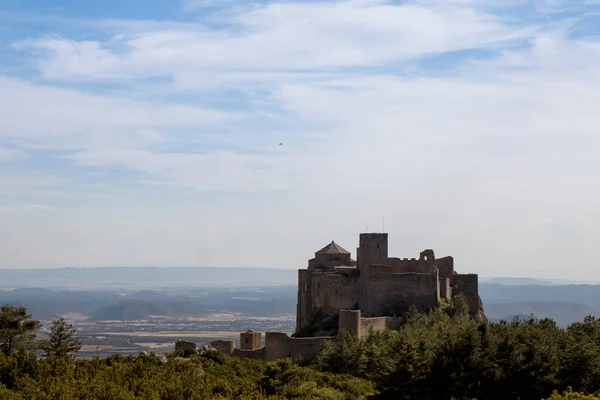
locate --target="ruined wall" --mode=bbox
[388,257,435,274]
[175,340,198,352]
[360,317,389,338]
[359,266,439,317]
[232,347,265,360]
[436,256,454,279]
[264,332,333,362]
[400,258,423,273]
[452,273,480,315]
[439,277,452,300]
[210,340,235,355]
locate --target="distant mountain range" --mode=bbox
[1,267,599,326]
[0,267,298,290]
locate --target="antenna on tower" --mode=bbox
[382,217,385,232]
[366,225,368,233]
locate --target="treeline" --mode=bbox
[311,297,600,399]
[2,303,600,399]
[0,304,374,399]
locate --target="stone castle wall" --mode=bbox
[297,268,360,329]
[175,340,198,352]
[359,265,439,317]
[211,332,333,362]
[451,273,480,315]
[233,347,266,360]
[210,340,235,355]
[209,310,403,362]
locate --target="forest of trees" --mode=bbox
[2,301,600,399]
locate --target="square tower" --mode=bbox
[240,330,262,350]
[357,233,388,268]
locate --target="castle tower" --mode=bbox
[240,330,262,350]
[357,233,388,268]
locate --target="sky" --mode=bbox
[1,0,600,279]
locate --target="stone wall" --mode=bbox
[339,309,402,339]
[338,309,361,337]
[212,332,333,362]
[174,340,198,352]
[296,269,312,331]
[359,266,439,317]
[210,340,235,355]
[232,347,265,360]
[300,269,359,330]
[264,332,334,362]
[452,273,480,315]
[360,316,401,338]
[440,277,452,299]
[436,256,454,278]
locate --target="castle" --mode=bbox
[206,232,483,362]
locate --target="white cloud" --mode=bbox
[0,76,232,152]
[1,0,600,278]
[18,1,531,82]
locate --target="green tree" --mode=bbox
[40,318,82,359]
[0,305,41,356]
[544,387,600,400]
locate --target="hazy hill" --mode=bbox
[1,268,600,326]
[87,300,183,321]
[0,267,297,290]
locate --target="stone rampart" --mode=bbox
[175,340,198,353]
[360,316,401,337]
[210,340,235,355]
[232,347,265,360]
[264,332,332,362]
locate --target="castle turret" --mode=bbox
[357,233,388,268]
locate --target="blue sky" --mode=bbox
[1,0,600,279]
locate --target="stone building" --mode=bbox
[209,231,483,362]
[296,232,482,335]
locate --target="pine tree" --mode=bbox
[40,317,81,359]
[0,305,41,355]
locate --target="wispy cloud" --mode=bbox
[18,1,532,83]
[0,0,600,277]
[0,147,28,162]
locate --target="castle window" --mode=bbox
[303,284,307,293]
[244,337,249,344]
[377,244,379,249]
